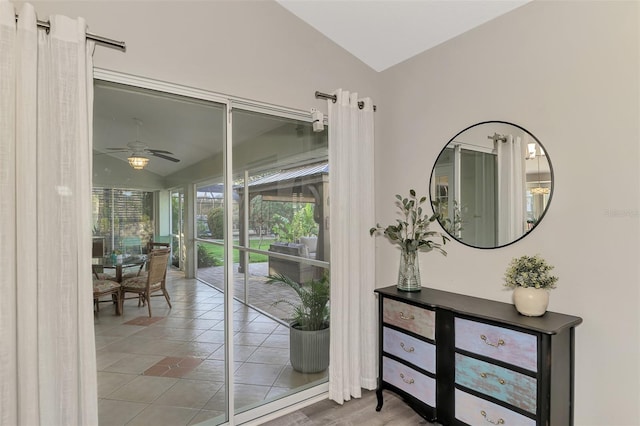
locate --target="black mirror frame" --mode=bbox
[429,120,555,249]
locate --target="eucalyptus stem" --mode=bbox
[370,189,449,256]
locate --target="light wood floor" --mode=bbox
[259,389,437,425]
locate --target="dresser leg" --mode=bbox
[375,388,383,411]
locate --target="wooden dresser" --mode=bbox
[374,285,582,425]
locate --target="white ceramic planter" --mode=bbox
[513,287,549,317]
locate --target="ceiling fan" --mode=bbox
[103,119,180,169]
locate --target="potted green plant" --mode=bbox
[503,254,558,316]
[266,272,330,373]
[370,189,449,292]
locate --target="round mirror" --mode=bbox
[429,121,553,249]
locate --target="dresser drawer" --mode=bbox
[455,388,535,426]
[383,327,436,373]
[383,298,435,340]
[383,356,436,407]
[455,318,537,371]
[455,353,537,414]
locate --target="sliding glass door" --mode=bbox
[93,75,329,425]
[230,108,329,418]
[431,146,496,247]
[193,107,330,420]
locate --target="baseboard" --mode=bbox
[237,385,329,425]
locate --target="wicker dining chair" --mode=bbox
[120,248,171,317]
[93,278,121,315]
[147,241,170,252]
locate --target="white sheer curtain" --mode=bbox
[496,135,526,245]
[328,89,377,404]
[0,2,98,425]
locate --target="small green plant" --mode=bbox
[370,189,449,255]
[504,254,558,289]
[266,273,329,331]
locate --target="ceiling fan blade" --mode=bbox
[151,152,180,162]
[147,149,174,155]
[105,148,129,152]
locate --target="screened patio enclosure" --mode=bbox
[197,162,329,275]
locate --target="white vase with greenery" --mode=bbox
[504,254,558,316]
[370,189,448,292]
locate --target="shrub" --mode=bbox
[207,207,224,239]
[197,245,221,267]
[271,204,318,242]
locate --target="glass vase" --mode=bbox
[397,249,421,292]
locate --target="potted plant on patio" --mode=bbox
[266,272,330,373]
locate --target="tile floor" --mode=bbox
[95,268,327,426]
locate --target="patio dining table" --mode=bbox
[92,255,147,283]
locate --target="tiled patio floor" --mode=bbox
[196,262,301,322]
[94,265,327,426]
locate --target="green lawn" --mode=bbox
[199,238,275,264]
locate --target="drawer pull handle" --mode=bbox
[480,372,506,385]
[400,342,415,353]
[481,411,505,425]
[480,334,505,348]
[399,373,414,384]
[399,311,415,321]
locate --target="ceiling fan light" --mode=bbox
[530,186,550,195]
[128,155,149,170]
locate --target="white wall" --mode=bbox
[21,0,640,423]
[24,0,379,114]
[378,1,639,424]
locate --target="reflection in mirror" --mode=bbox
[430,121,553,249]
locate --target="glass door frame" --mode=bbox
[94,69,329,425]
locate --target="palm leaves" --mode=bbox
[266,273,330,331]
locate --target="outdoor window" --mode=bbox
[92,188,154,255]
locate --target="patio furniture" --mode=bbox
[93,278,121,315]
[92,256,147,282]
[268,241,316,283]
[147,240,170,252]
[120,249,171,317]
[92,236,116,280]
[92,237,106,258]
[135,241,172,275]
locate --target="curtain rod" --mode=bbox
[315,91,377,111]
[15,15,126,51]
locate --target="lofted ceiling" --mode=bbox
[276,0,532,72]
